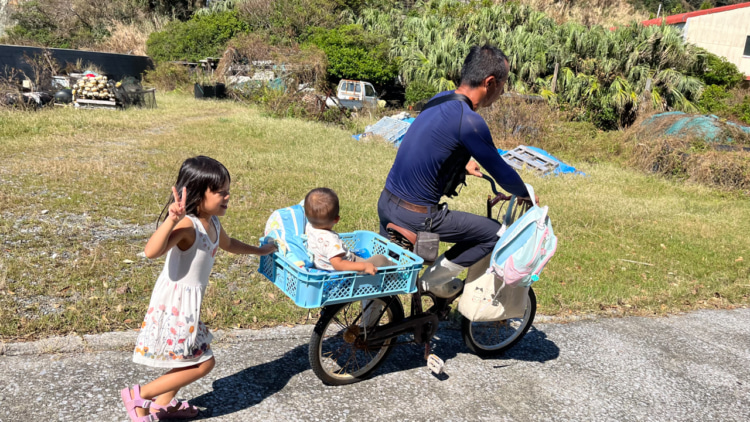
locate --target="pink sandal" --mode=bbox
[120,384,158,422]
[150,398,199,420]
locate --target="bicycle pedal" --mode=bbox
[427,354,445,375]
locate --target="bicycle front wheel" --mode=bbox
[461,287,536,357]
[309,296,405,385]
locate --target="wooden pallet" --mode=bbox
[75,98,118,110]
[501,146,560,175]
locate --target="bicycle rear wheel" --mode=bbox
[309,296,405,385]
[461,287,536,357]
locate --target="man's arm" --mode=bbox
[461,114,529,198]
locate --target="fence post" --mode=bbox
[551,63,559,93]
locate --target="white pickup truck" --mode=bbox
[325,79,381,110]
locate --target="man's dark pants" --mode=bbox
[377,190,501,268]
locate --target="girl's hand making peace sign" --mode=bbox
[168,187,187,223]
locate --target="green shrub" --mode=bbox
[732,96,750,125]
[700,53,744,89]
[698,85,730,114]
[4,0,110,49]
[237,0,337,43]
[143,62,191,91]
[146,11,249,62]
[405,80,438,106]
[306,24,399,86]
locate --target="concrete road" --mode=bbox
[1,308,749,421]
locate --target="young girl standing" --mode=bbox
[121,156,276,421]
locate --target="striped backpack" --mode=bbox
[490,184,557,288]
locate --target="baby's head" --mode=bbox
[304,188,339,229]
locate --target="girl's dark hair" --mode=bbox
[460,44,509,88]
[157,156,230,224]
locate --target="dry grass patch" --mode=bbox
[627,112,750,193]
[97,15,171,56]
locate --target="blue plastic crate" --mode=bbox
[259,231,423,308]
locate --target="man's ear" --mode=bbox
[484,75,496,88]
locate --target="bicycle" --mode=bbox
[307,175,537,385]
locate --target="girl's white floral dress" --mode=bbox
[133,215,220,368]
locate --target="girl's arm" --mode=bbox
[144,187,195,259]
[329,255,377,275]
[219,226,277,255]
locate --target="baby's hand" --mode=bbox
[168,186,187,223]
[258,243,278,256]
[363,262,377,275]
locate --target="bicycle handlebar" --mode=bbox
[480,173,499,195]
[480,173,512,204]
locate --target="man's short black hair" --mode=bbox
[459,45,509,88]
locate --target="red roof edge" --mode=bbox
[746,76,750,81]
[642,2,750,26]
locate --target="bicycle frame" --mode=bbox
[346,176,522,348]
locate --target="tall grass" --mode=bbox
[97,15,172,56]
[0,92,747,340]
[524,0,649,27]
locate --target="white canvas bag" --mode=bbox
[458,254,529,321]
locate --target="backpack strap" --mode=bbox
[419,92,474,198]
[421,93,474,112]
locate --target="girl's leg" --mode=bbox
[131,357,215,417]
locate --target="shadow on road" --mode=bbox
[188,344,309,419]
[187,326,558,418]
[372,325,559,380]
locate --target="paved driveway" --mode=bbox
[1,308,748,421]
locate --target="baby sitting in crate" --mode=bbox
[304,188,393,273]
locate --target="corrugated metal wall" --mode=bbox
[0,44,154,82]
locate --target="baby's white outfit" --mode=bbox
[132,215,219,368]
[305,223,354,271]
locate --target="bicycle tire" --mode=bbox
[309,296,405,385]
[461,287,536,357]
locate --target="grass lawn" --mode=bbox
[0,92,748,340]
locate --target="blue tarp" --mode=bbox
[498,145,585,176]
[641,112,750,142]
[353,116,415,146]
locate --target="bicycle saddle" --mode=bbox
[386,223,417,247]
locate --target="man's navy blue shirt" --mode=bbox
[385,91,529,206]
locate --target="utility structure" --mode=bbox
[642,2,750,80]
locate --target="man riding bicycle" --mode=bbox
[378,44,535,297]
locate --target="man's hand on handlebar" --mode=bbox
[519,195,540,205]
[467,160,539,205]
[465,160,484,178]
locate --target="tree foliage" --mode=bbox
[146,10,248,62]
[351,0,727,128]
[700,53,745,89]
[306,24,399,86]
[4,0,143,49]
